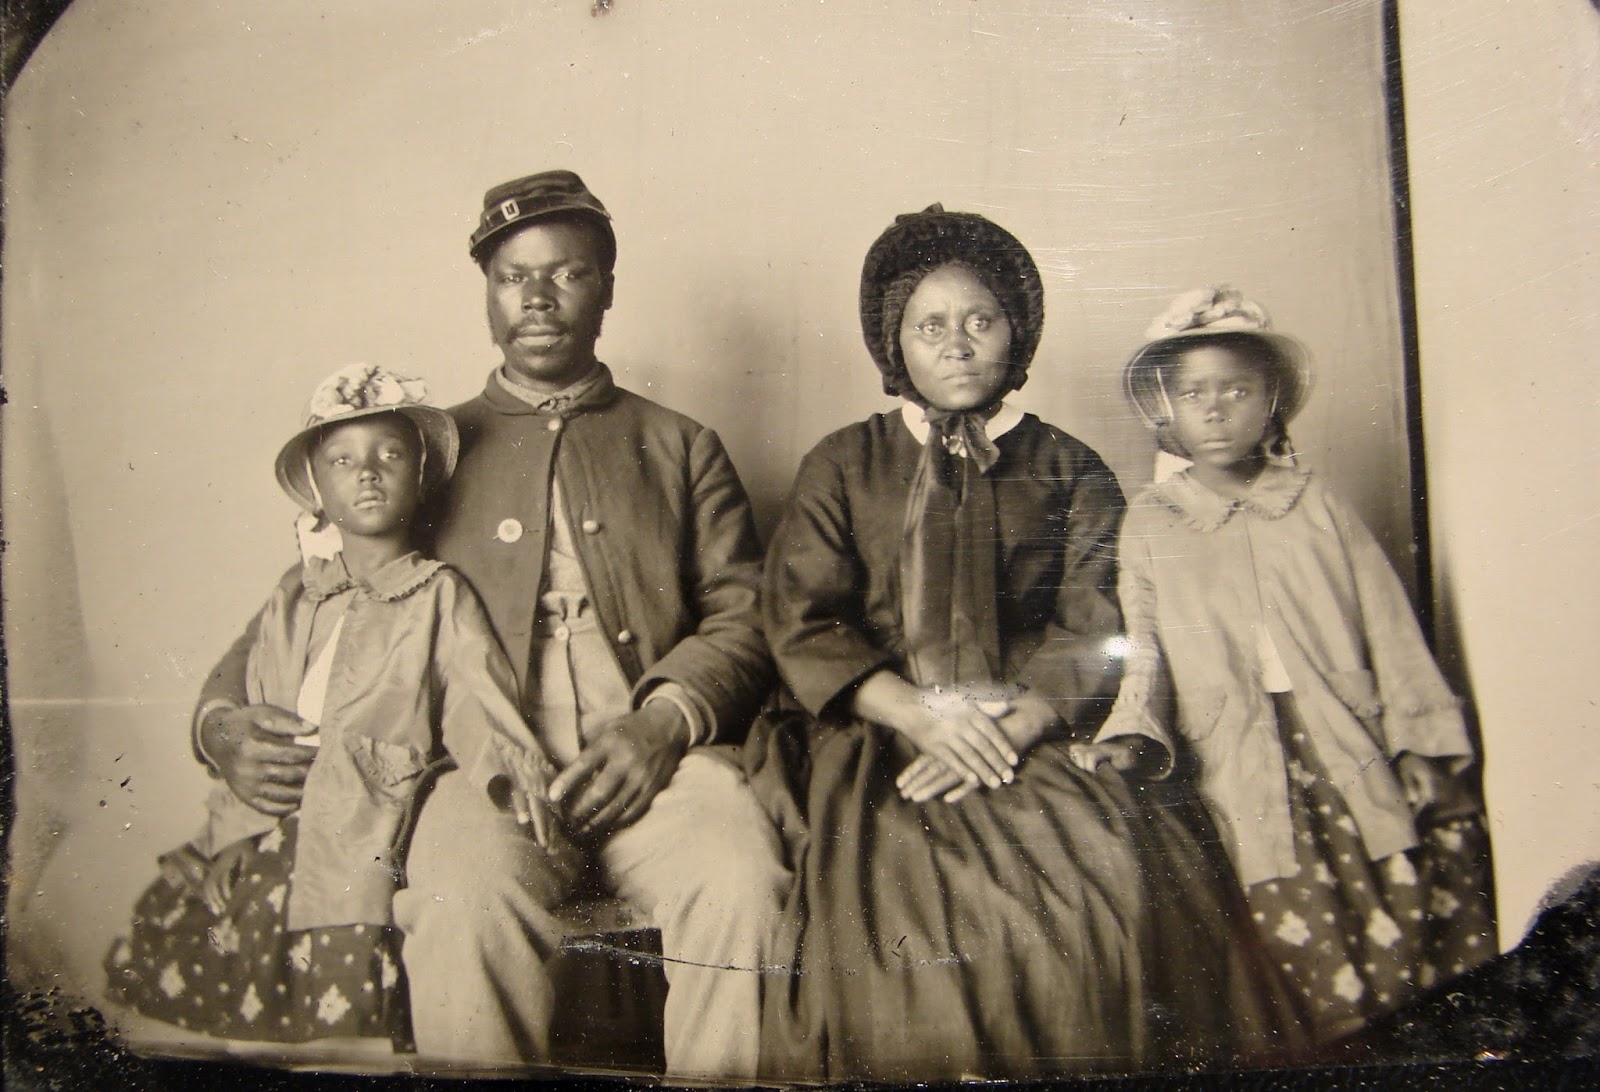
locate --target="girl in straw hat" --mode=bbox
[1072,288,1494,1040]
[106,364,570,1046]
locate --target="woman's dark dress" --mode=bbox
[747,410,1298,1080]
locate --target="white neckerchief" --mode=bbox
[898,401,1025,451]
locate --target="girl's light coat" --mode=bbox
[1095,464,1471,886]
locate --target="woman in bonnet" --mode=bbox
[746,206,1297,1080]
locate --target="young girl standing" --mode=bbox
[1072,287,1494,1041]
[106,364,569,1047]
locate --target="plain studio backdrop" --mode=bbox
[3,0,1596,1058]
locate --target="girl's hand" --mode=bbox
[1068,737,1148,776]
[1395,752,1446,814]
[487,774,559,848]
[199,840,253,916]
[157,843,212,896]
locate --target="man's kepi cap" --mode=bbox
[468,169,614,267]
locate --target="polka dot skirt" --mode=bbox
[104,816,412,1047]
[1244,703,1495,1042]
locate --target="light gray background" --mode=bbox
[4,0,1595,1063]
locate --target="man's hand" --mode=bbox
[548,702,690,839]
[200,704,316,816]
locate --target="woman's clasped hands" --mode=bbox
[895,686,1060,804]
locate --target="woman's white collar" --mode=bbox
[899,401,1025,445]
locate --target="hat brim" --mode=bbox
[1123,328,1311,430]
[274,404,459,515]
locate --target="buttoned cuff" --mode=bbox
[643,682,714,747]
[193,699,239,774]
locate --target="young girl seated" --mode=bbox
[1072,287,1495,1041]
[105,364,568,1047]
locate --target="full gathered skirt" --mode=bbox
[746,709,1304,1081]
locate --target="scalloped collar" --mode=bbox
[1149,461,1311,533]
[302,550,446,603]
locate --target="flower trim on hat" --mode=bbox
[306,364,430,424]
[1125,285,1311,457]
[1143,285,1273,342]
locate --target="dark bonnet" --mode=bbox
[859,204,1045,402]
